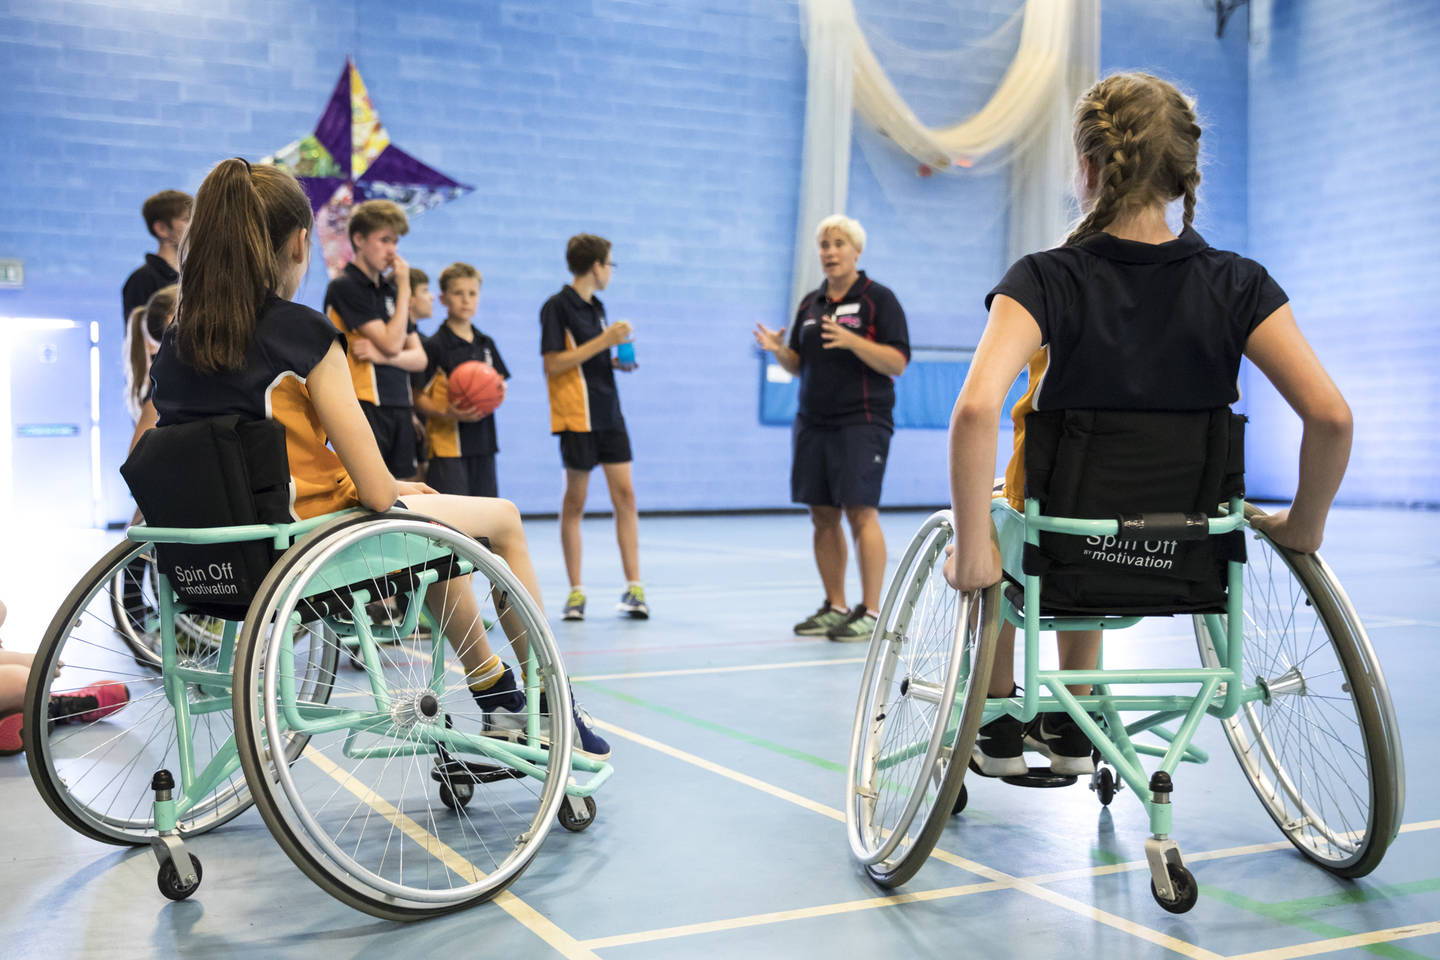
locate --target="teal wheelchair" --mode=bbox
[23,418,610,920]
[845,408,1403,912]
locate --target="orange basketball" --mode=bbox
[447,361,504,417]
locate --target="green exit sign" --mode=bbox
[0,259,22,289]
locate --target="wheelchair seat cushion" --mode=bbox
[120,415,292,617]
[1021,407,1245,616]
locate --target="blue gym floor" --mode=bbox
[1,506,1436,959]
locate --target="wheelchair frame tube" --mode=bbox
[1000,497,1249,833]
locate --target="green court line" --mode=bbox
[1273,876,1440,912]
[583,678,1432,958]
[1197,883,1437,960]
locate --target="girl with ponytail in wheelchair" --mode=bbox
[945,72,1352,779]
[136,158,609,760]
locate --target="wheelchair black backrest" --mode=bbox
[1022,407,1246,616]
[120,415,292,618]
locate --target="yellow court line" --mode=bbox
[304,752,598,960]
[572,657,866,682]
[580,881,1006,950]
[590,719,1224,960]
[1225,920,1440,960]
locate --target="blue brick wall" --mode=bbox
[1245,0,1440,505]
[0,0,1252,520]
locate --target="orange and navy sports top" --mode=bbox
[420,322,510,459]
[150,296,360,521]
[539,286,622,434]
[986,227,1289,509]
[324,262,415,408]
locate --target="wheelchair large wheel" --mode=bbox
[234,514,573,920]
[26,541,261,844]
[846,510,1000,888]
[107,548,226,669]
[1194,503,1403,877]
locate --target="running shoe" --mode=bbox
[616,585,649,619]
[793,601,849,637]
[562,589,586,622]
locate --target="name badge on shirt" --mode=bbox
[833,302,861,328]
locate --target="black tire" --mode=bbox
[1194,503,1402,878]
[234,513,573,921]
[24,540,256,845]
[1095,768,1116,806]
[558,795,597,832]
[157,855,203,902]
[1150,863,1198,914]
[439,780,474,810]
[951,783,968,816]
[847,511,1001,889]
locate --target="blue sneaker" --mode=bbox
[471,664,526,738]
[539,688,612,761]
[616,585,649,619]
[562,589,586,622]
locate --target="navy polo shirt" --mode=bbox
[324,262,415,407]
[788,271,910,431]
[421,322,511,458]
[987,227,1289,412]
[122,254,179,322]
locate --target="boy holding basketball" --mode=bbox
[324,199,427,480]
[415,262,510,497]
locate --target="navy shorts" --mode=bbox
[791,421,892,508]
[426,454,498,498]
[360,402,416,478]
[558,425,632,472]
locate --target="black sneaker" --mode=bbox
[472,664,526,739]
[971,713,1028,777]
[1026,712,1097,776]
[793,601,848,637]
[826,606,877,643]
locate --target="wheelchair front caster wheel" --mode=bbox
[438,780,474,810]
[1150,863,1198,914]
[951,784,968,816]
[558,796,597,832]
[1092,767,1116,806]
[157,856,203,902]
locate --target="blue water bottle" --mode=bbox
[616,321,636,370]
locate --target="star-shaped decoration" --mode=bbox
[262,58,473,277]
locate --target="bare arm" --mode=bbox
[128,399,158,454]
[1243,304,1353,552]
[945,294,1043,591]
[308,342,399,512]
[543,321,629,377]
[753,323,801,375]
[819,318,907,376]
[368,331,427,372]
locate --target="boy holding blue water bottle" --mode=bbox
[540,234,647,621]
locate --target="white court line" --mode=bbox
[580,880,1007,950]
[1225,921,1440,960]
[572,657,866,682]
[588,719,1224,960]
[304,752,598,959]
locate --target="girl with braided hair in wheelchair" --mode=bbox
[945,72,1352,778]
[134,158,609,760]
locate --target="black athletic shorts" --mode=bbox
[426,454,498,498]
[360,401,417,478]
[558,425,632,472]
[791,420,892,508]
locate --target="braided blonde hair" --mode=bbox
[1065,73,1202,246]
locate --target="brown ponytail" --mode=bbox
[1065,73,1202,246]
[123,284,178,419]
[177,159,312,372]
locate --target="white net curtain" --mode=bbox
[791,0,1100,310]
